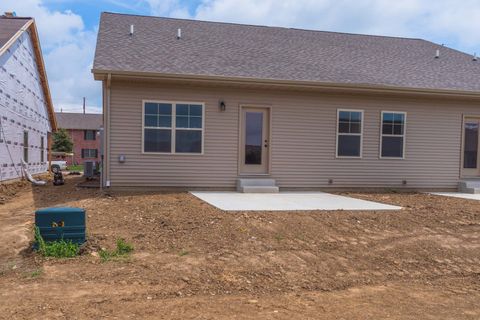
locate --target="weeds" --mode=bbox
[99,238,134,262]
[178,249,189,256]
[24,269,43,278]
[116,238,134,255]
[34,227,79,258]
[30,269,42,278]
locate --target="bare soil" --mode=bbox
[0,176,479,319]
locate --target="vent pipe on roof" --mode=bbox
[130,24,134,36]
[435,49,440,59]
[3,12,16,18]
[474,53,478,61]
[177,28,182,39]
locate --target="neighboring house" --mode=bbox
[54,112,102,165]
[0,13,57,182]
[92,12,480,190]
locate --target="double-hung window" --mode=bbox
[84,130,96,140]
[82,149,98,158]
[143,101,203,154]
[337,110,363,157]
[380,111,406,158]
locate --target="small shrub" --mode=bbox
[116,238,134,255]
[99,249,112,262]
[99,238,134,262]
[34,226,79,258]
[43,240,79,258]
[34,226,47,255]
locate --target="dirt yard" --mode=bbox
[0,175,479,319]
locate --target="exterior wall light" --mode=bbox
[219,100,226,111]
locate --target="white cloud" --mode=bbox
[144,0,191,18]
[188,0,480,54]
[1,0,84,50]
[0,0,101,113]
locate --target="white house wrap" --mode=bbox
[0,15,56,182]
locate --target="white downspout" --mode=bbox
[105,73,111,187]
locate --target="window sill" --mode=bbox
[142,152,204,156]
[335,156,362,159]
[379,156,406,160]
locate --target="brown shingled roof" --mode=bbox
[0,16,30,50]
[93,12,480,93]
[55,112,102,130]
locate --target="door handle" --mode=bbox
[264,140,268,148]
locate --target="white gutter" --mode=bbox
[91,69,480,99]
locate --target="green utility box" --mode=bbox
[35,207,86,244]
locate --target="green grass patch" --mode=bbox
[24,268,43,278]
[99,238,134,262]
[34,227,79,258]
[66,164,83,171]
[178,249,190,256]
[274,233,284,242]
[30,269,42,277]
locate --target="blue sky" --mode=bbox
[1,0,479,113]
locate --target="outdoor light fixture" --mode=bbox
[219,100,226,111]
[118,154,126,163]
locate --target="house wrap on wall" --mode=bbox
[0,13,57,182]
[92,12,480,190]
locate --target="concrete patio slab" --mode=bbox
[190,191,402,211]
[430,192,480,201]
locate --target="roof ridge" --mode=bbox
[101,11,423,42]
[0,16,32,20]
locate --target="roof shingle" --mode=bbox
[93,12,480,93]
[0,16,31,51]
[55,113,102,130]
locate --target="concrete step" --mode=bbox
[459,181,480,194]
[237,178,278,193]
[241,186,280,193]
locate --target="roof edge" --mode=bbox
[28,21,57,131]
[92,69,480,99]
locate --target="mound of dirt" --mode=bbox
[0,175,478,319]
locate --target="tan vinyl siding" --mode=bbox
[108,79,480,189]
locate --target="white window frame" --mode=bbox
[336,109,364,158]
[379,111,407,159]
[142,100,205,155]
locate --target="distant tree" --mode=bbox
[52,128,73,152]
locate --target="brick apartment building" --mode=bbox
[55,112,102,165]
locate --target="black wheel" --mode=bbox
[51,164,60,173]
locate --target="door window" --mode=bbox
[464,121,479,169]
[245,112,263,165]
